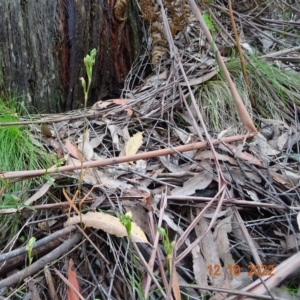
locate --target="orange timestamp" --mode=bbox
[208,264,275,277]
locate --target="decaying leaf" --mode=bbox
[195,150,237,165]
[171,266,181,300]
[91,100,114,110]
[125,132,143,160]
[160,156,188,174]
[213,215,235,277]
[250,133,281,156]
[65,139,83,160]
[81,169,133,190]
[192,245,207,287]
[171,161,213,196]
[89,135,104,148]
[112,99,133,116]
[221,143,263,166]
[195,216,224,287]
[173,128,190,143]
[286,233,300,250]
[78,130,94,161]
[64,211,149,244]
[105,120,121,150]
[67,258,80,300]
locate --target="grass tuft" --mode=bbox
[0,98,51,242]
[195,55,300,131]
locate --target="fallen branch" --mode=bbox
[0,232,82,289]
[0,134,256,180]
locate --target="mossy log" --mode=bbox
[0,0,142,112]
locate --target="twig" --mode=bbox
[144,189,170,299]
[132,242,168,299]
[227,251,300,300]
[0,133,256,180]
[189,0,257,133]
[228,0,255,107]
[0,232,82,289]
[0,225,77,263]
[179,284,285,300]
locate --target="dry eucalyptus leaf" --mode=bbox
[192,245,207,287]
[173,128,190,143]
[64,212,149,244]
[112,99,133,116]
[65,139,82,160]
[195,150,237,165]
[171,161,213,196]
[196,217,224,287]
[91,100,113,110]
[277,132,289,150]
[171,266,181,300]
[251,133,281,156]
[25,181,53,206]
[125,132,143,159]
[160,156,187,174]
[105,121,120,150]
[90,135,104,148]
[213,216,235,274]
[78,141,93,161]
[82,169,133,190]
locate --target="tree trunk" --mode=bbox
[0,0,142,113]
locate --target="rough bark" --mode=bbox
[0,0,142,112]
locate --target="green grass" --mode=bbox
[195,55,300,131]
[0,98,51,242]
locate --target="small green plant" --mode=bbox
[26,236,36,266]
[80,48,97,107]
[157,227,175,272]
[78,48,97,191]
[120,211,133,236]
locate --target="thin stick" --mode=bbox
[0,134,255,180]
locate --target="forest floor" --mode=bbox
[0,1,300,300]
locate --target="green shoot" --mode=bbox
[26,237,36,266]
[203,13,215,36]
[157,227,175,272]
[120,211,132,237]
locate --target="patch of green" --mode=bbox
[26,236,36,265]
[0,98,51,242]
[195,55,300,131]
[120,211,132,236]
[125,270,145,300]
[284,275,300,298]
[195,77,244,131]
[157,227,175,272]
[203,13,215,36]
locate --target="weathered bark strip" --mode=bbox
[0,0,142,112]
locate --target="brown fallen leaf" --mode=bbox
[223,143,263,166]
[67,258,80,300]
[64,211,149,244]
[65,139,83,161]
[171,264,181,300]
[195,150,237,165]
[112,99,133,116]
[125,131,143,163]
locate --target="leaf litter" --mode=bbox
[0,1,300,300]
